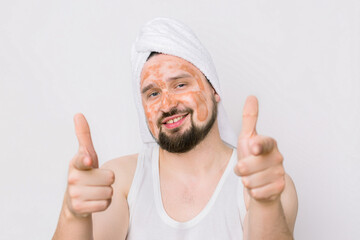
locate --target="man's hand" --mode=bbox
[66,113,115,217]
[234,96,285,202]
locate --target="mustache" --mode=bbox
[157,107,193,127]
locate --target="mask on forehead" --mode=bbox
[131,17,237,148]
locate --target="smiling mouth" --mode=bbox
[161,113,189,129]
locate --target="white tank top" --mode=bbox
[126,145,247,240]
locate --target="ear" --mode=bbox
[212,88,221,103]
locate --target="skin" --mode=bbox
[140,55,215,139]
[235,96,298,239]
[52,54,298,240]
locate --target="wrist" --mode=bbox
[249,195,282,208]
[64,204,91,221]
[63,193,92,221]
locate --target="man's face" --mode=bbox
[140,54,220,153]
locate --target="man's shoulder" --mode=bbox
[101,153,139,170]
[101,153,139,198]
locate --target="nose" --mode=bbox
[160,91,177,113]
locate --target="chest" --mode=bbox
[159,173,222,222]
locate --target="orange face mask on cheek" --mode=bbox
[143,99,160,137]
[141,55,213,137]
[142,87,211,136]
[162,90,210,123]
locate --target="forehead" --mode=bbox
[140,54,202,84]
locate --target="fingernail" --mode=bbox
[84,157,91,166]
[253,145,261,155]
[237,162,246,174]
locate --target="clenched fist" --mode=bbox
[235,96,285,202]
[66,113,115,217]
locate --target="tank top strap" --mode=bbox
[127,146,151,222]
[236,164,247,227]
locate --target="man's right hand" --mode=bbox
[66,113,115,218]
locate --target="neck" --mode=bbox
[159,120,233,176]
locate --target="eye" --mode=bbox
[176,83,186,88]
[148,91,159,98]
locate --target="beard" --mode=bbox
[154,96,217,153]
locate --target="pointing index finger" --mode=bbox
[240,96,259,138]
[249,135,276,156]
[74,113,95,152]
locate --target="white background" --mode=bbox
[1,0,359,239]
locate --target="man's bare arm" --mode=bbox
[52,114,135,240]
[243,174,298,239]
[235,96,298,239]
[93,155,138,240]
[52,194,94,240]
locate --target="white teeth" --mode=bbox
[173,117,181,123]
[166,115,184,124]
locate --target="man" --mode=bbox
[53,18,298,239]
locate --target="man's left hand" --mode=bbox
[234,96,285,202]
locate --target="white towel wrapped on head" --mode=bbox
[131,17,237,148]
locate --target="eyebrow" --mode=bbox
[141,73,192,94]
[168,73,192,81]
[141,83,155,94]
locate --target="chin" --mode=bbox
[156,117,215,153]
